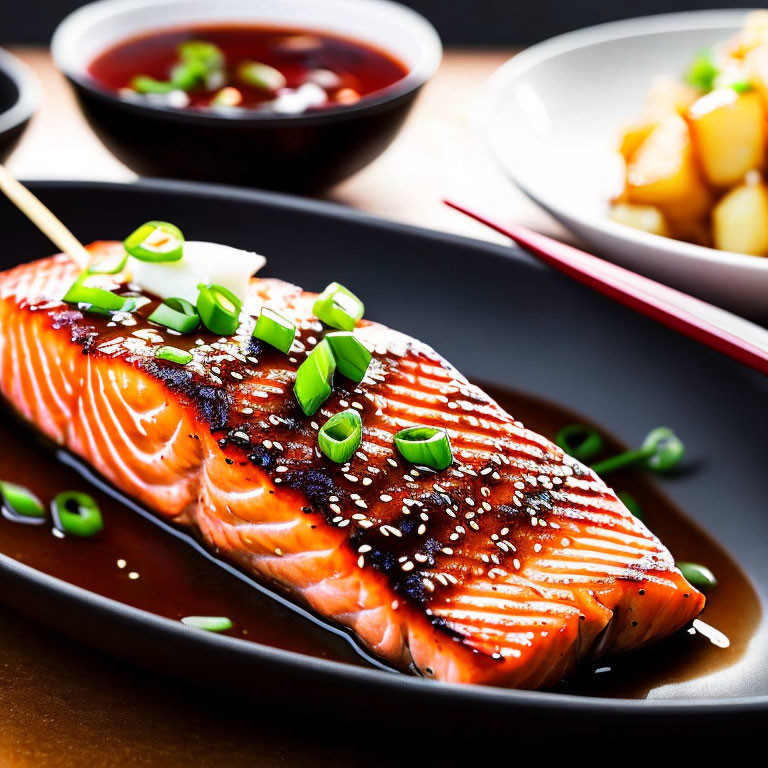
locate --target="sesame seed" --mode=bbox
[380,494,392,502]
[231,371,243,380]
[401,561,414,571]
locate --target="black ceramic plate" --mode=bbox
[0,180,766,737]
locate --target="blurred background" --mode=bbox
[0,0,757,44]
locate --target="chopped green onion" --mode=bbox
[52,491,103,537]
[591,427,684,475]
[294,339,335,416]
[394,426,453,471]
[313,282,364,331]
[641,427,684,471]
[169,59,211,90]
[181,615,233,632]
[124,221,184,262]
[677,562,717,589]
[555,423,605,463]
[87,251,128,275]
[252,307,296,353]
[63,275,136,314]
[131,75,178,94]
[0,481,46,519]
[318,409,362,463]
[729,80,754,94]
[149,297,200,333]
[617,491,643,520]
[196,283,242,336]
[178,40,225,70]
[325,331,371,382]
[686,48,719,92]
[237,60,287,91]
[155,345,193,365]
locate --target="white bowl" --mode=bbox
[482,9,768,319]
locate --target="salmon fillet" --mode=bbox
[0,242,704,689]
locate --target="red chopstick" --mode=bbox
[445,199,768,378]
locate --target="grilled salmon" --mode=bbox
[0,242,705,689]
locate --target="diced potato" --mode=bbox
[618,122,654,162]
[644,75,698,119]
[626,114,712,222]
[609,203,670,237]
[688,88,766,187]
[712,181,768,255]
[618,78,698,162]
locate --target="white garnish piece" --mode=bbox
[129,242,265,304]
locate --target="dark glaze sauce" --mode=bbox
[88,24,409,111]
[0,378,757,698]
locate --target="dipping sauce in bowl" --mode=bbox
[88,24,410,115]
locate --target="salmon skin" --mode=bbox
[0,242,704,689]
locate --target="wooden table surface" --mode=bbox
[0,48,565,768]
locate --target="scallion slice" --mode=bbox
[124,221,184,262]
[155,345,193,365]
[318,409,362,463]
[63,275,136,314]
[253,307,296,353]
[178,40,225,70]
[555,423,605,463]
[181,615,233,632]
[394,426,453,471]
[325,331,371,382]
[196,283,242,336]
[313,282,364,331]
[237,61,287,92]
[677,562,717,589]
[52,491,103,537]
[131,75,178,94]
[0,481,46,519]
[294,339,335,416]
[149,297,200,333]
[87,251,128,275]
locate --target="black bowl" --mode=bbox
[0,48,38,162]
[51,0,442,192]
[0,179,767,742]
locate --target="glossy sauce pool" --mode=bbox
[88,24,409,111]
[0,383,759,698]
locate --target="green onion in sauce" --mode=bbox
[0,481,46,522]
[555,423,605,463]
[124,221,184,262]
[180,615,233,632]
[325,331,371,383]
[52,491,103,538]
[394,426,453,471]
[591,427,684,475]
[677,562,718,589]
[155,346,193,365]
[196,283,242,336]
[87,251,128,275]
[294,339,335,416]
[318,409,362,464]
[63,275,136,315]
[252,307,296,353]
[237,60,287,92]
[313,282,364,331]
[149,298,200,334]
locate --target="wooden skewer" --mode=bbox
[0,165,90,270]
